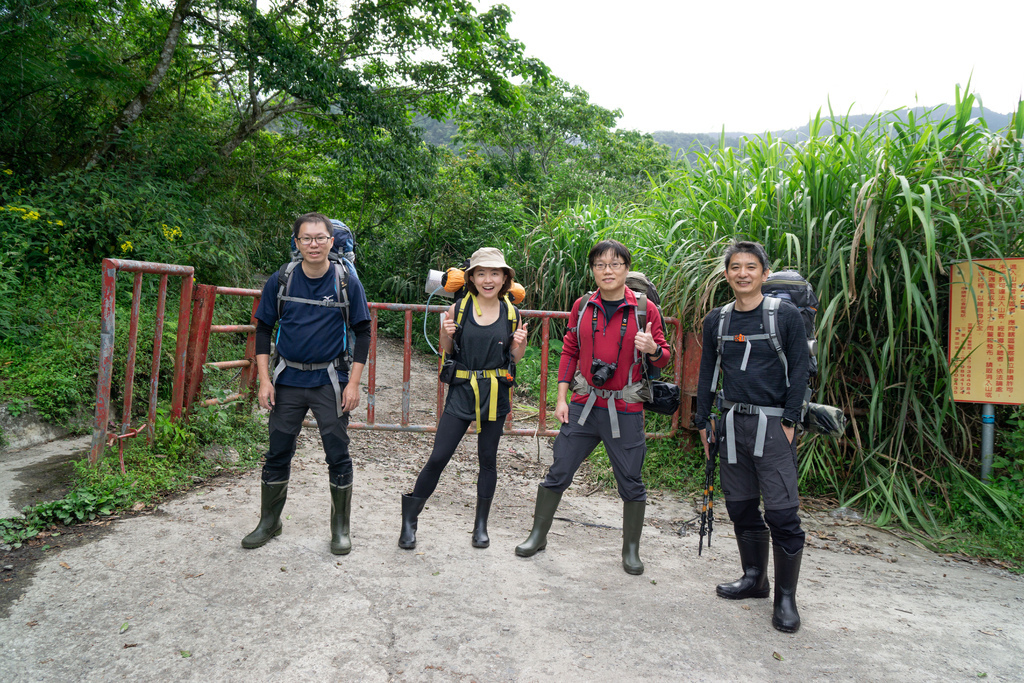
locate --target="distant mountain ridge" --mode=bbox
[414,105,1016,162]
[651,104,1015,160]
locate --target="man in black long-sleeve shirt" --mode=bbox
[694,241,809,633]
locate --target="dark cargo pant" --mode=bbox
[264,383,352,487]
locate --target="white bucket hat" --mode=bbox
[467,247,515,280]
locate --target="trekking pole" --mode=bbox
[698,415,718,556]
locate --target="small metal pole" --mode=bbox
[980,403,995,483]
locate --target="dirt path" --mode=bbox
[1,337,1022,681]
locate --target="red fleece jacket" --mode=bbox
[557,288,670,414]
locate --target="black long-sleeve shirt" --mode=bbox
[694,298,809,430]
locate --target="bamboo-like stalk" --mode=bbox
[518,91,1024,534]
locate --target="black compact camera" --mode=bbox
[590,359,617,387]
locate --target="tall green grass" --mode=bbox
[515,89,1024,539]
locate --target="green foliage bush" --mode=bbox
[0,168,250,288]
[994,408,1024,501]
[0,405,264,548]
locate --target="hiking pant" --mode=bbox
[264,383,352,487]
[411,412,503,499]
[717,412,799,510]
[542,402,647,502]
[717,412,804,554]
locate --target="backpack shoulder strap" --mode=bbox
[568,292,594,335]
[636,291,648,331]
[762,296,790,387]
[276,261,300,319]
[455,293,473,326]
[710,302,735,390]
[503,295,519,365]
[503,294,517,339]
[450,293,473,355]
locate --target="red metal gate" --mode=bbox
[91,260,700,469]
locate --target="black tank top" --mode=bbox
[443,300,515,422]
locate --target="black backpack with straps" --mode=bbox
[761,270,819,378]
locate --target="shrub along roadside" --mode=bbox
[0,405,266,548]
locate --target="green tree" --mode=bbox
[455,77,671,209]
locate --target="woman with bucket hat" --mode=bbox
[399,247,528,550]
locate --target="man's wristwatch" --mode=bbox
[781,417,797,429]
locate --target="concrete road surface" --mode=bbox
[1,433,1021,682]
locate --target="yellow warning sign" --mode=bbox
[948,258,1024,404]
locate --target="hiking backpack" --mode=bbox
[709,269,818,400]
[761,270,819,378]
[711,270,846,435]
[274,252,355,360]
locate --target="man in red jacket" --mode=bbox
[515,239,670,575]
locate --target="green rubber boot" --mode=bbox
[621,500,646,575]
[330,483,353,555]
[241,480,288,549]
[515,485,562,557]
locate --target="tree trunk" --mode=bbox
[82,0,195,169]
[186,100,309,184]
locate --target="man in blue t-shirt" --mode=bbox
[241,212,372,556]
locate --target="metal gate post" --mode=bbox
[147,274,170,442]
[169,274,194,420]
[183,284,218,416]
[90,260,119,464]
[119,273,144,435]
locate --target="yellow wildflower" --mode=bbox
[161,224,183,241]
[120,241,133,253]
[55,220,63,226]
[2,169,11,175]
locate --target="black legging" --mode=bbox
[411,412,504,499]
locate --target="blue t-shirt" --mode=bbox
[255,261,370,388]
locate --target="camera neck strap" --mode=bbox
[591,301,629,364]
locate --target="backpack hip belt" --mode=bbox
[454,367,513,427]
[272,355,349,418]
[571,372,648,439]
[716,396,786,464]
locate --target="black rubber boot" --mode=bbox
[716,528,771,599]
[515,485,562,557]
[399,494,428,550]
[330,483,352,555]
[621,500,646,575]
[772,545,803,633]
[471,496,493,548]
[241,480,288,549]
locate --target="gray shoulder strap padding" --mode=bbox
[762,296,789,387]
[710,302,734,391]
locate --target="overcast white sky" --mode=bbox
[492,0,1024,134]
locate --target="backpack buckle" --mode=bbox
[734,333,746,343]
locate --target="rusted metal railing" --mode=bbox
[92,258,698,471]
[190,285,262,411]
[91,259,194,468]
